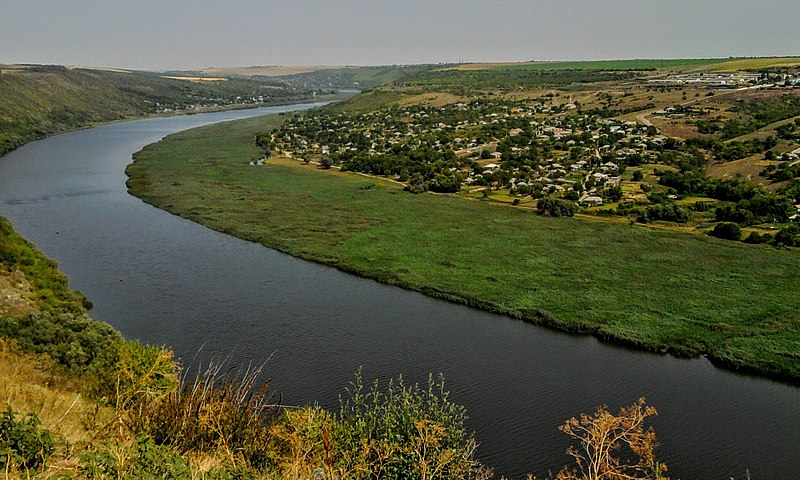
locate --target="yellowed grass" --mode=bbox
[696,57,800,72]
[0,339,109,445]
[706,155,773,184]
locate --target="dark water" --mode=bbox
[0,105,797,479]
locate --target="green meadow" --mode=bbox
[127,115,800,382]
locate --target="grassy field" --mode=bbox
[127,115,800,383]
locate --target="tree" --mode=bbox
[537,198,577,217]
[405,173,428,194]
[557,398,667,480]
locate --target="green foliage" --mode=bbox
[336,372,478,479]
[774,224,800,247]
[401,68,633,94]
[268,372,487,480]
[79,437,197,480]
[710,222,742,241]
[537,198,577,217]
[406,172,429,194]
[636,204,692,224]
[0,407,57,471]
[720,95,800,140]
[90,340,178,409]
[0,311,121,371]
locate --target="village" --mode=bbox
[271,96,669,205]
[263,73,800,245]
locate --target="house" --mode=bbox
[602,162,619,171]
[580,195,604,206]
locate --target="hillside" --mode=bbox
[0,64,314,156]
[192,64,440,90]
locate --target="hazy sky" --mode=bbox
[2,0,798,70]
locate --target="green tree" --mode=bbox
[710,222,742,241]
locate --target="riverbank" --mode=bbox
[127,114,800,384]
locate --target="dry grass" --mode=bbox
[0,339,110,445]
[706,156,774,185]
[695,57,800,72]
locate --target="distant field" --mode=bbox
[127,115,800,383]
[197,65,342,77]
[452,58,728,72]
[160,76,228,82]
[696,57,800,72]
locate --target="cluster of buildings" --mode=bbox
[273,97,682,205]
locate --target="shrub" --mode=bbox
[132,361,276,470]
[0,312,121,372]
[710,222,742,241]
[637,204,691,224]
[774,225,800,247]
[90,339,178,409]
[0,408,57,471]
[268,372,490,480]
[334,372,486,480]
[743,231,767,244]
[557,398,667,480]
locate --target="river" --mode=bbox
[0,104,797,479]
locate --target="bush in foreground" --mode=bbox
[268,372,490,480]
[0,408,57,472]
